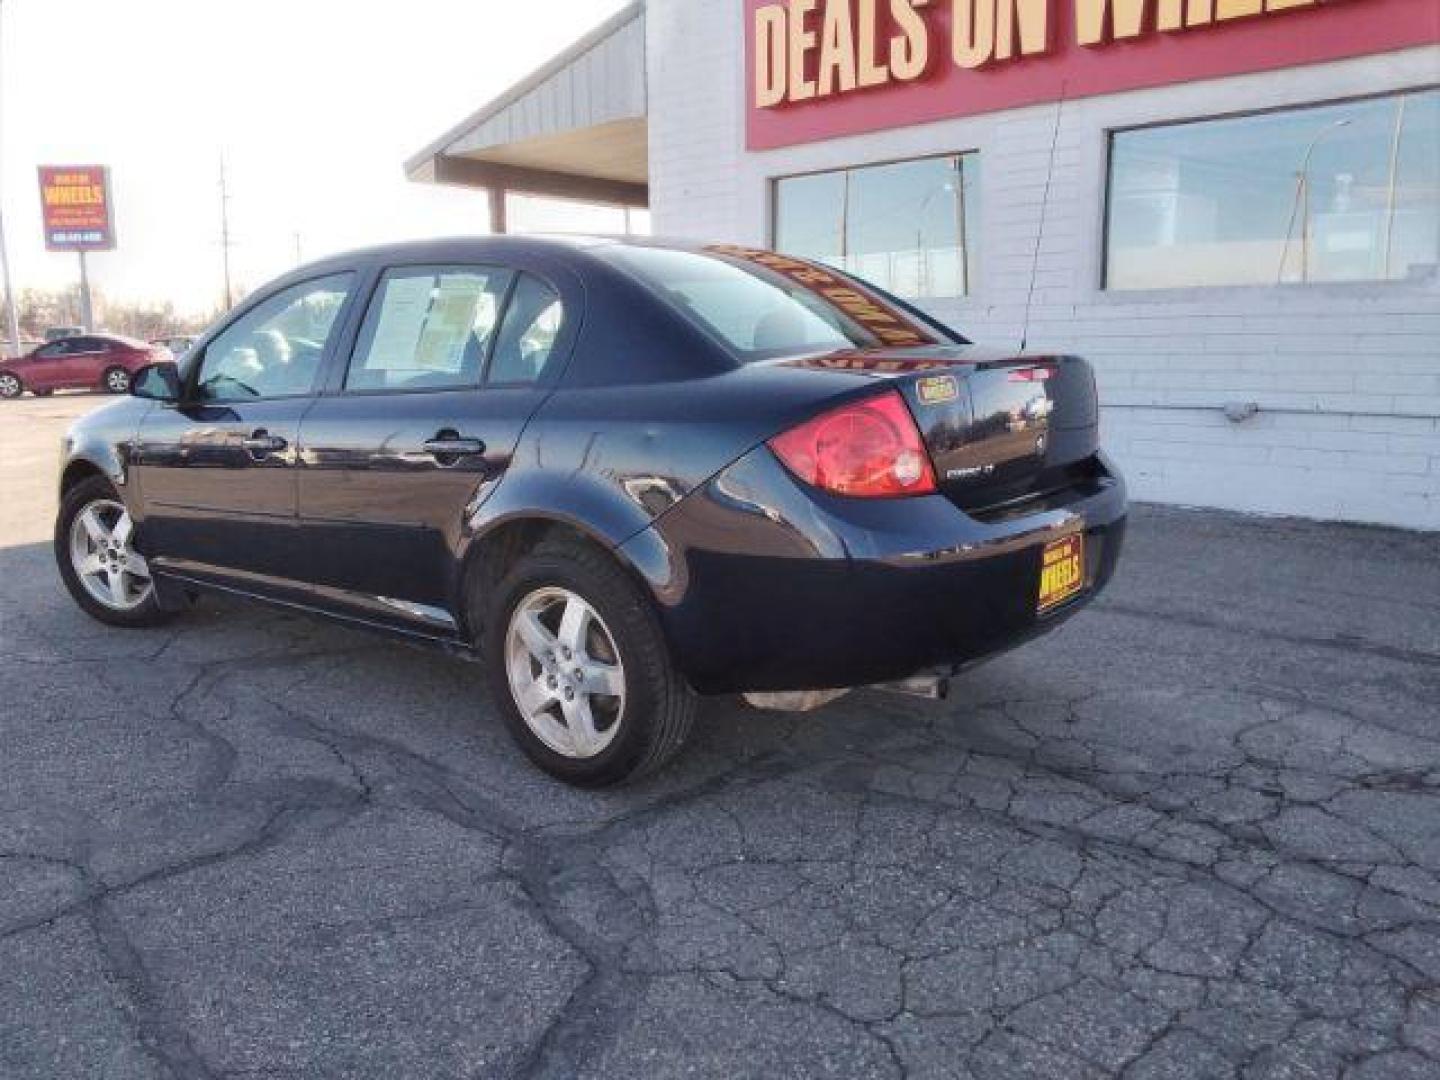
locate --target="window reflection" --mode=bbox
[195,274,352,401]
[1106,90,1439,289]
[775,153,980,300]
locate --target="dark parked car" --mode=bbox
[53,237,1125,785]
[1,333,171,399]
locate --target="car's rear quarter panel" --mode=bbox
[622,443,1127,694]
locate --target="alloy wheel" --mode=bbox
[504,586,626,759]
[68,498,153,611]
[106,369,131,393]
[0,374,20,398]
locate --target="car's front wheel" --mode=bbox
[0,373,22,399]
[54,475,174,628]
[102,367,132,394]
[481,537,695,786]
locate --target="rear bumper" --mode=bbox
[622,447,1127,695]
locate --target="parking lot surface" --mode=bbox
[2,393,1438,1079]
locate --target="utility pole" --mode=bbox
[0,0,23,357]
[218,155,234,310]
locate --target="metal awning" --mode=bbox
[405,2,648,232]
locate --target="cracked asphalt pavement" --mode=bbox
[3,394,1438,1079]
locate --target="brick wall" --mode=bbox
[645,0,745,242]
[646,2,1439,530]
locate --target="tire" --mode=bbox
[102,367,132,394]
[480,536,696,786]
[0,373,21,399]
[54,475,174,628]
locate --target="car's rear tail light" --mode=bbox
[769,390,937,498]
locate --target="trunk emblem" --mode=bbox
[917,375,959,405]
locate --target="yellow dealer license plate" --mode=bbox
[1038,534,1085,613]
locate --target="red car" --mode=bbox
[0,334,171,399]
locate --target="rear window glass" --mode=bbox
[488,275,564,385]
[601,245,949,359]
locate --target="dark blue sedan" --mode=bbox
[53,237,1125,785]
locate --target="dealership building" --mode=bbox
[408,0,1440,529]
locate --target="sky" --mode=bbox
[0,0,633,318]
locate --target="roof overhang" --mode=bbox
[406,2,649,226]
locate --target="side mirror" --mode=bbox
[131,362,182,402]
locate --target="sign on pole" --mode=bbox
[37,165,116,251]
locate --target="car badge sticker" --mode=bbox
[917,375,959,405]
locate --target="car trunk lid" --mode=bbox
[776,346,1101,513]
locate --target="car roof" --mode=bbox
[182,234,752,388]
[290,233,713,274]
[66,332,147,346]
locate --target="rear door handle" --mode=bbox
[422,435,486,458]
[241,431,288,453]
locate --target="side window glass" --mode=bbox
[488,275,563,385]
[345,266,514,392]
[35,343,65,359]
[194,273,353,402]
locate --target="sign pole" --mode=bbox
[77,250,94,329]
[0,203,20,358]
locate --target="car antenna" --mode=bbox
[1019,80,1068,354]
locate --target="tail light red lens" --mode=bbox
[768,390,937,498]
[1008,366,1054,382]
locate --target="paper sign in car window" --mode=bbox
[414,274,487,372]
[366,275,435,373]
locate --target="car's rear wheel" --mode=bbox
[0,373,21,399]
[103,367,132,394]
[54,475,174,628]
[481,537,695,786]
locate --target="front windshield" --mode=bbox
[602,244,950,360]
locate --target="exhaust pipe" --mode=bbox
[871,676,950,701]
[743,676,952,712]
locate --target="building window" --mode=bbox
[774,153,980,300]
[1106,90,1439,290]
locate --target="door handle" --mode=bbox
[422,434,486,459]
[241,431,288,454]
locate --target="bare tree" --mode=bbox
[14,287,212,340]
